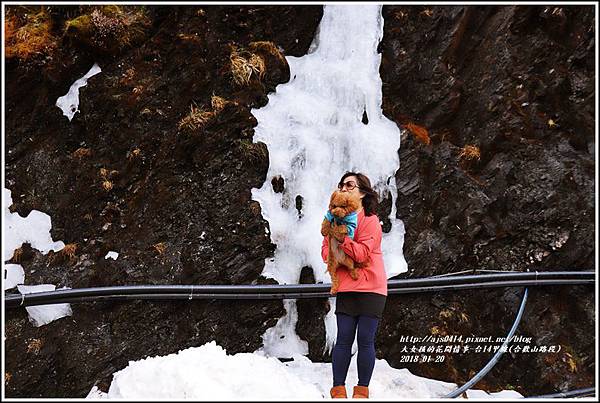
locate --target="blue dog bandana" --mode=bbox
[325,210,358,240]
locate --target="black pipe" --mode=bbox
[5,276,593,308]
[525,387,596,398]
[5,271,593,297]
[387,279,593,294]
[5,271,592,301]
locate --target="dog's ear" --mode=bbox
[347,192,361,212]
[328,190,338,210]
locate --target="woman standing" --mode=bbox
[322,172,387,399]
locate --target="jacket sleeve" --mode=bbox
[340,217,380,263]
[321,236,329,263]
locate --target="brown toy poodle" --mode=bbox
[321,190,363,294]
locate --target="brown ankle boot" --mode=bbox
[330,385,347,398]
[352,385,369,398]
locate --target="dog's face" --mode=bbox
[329,190,361,218]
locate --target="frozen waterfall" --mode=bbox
[251,4,408,358]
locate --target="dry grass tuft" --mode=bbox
[458,145,481,161]
[430,326,447,336]
[178,104,215,132]
[99,167,115,191]
[211,95,228,112]
[127,147,141,161]
[405,122,431,145]
[72,147,92,159]
[420,8,434,17]
[5,10,57,60]
[153,242,166,255]
[248,53,266,80]
[27,338,43,354]
[230,47,265,86]
[393,10,408,19]
[439,309,453,320]
[61,243,78,258]
[102,180,113,191]
[120,67,136,85]
[563,352,578,373]
[12,247,23,262]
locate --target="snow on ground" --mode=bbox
[85,341,523,400]
[16,285,73,327]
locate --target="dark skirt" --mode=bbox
[335,291,387,319]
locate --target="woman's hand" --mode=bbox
[331,223,347,242]
[339,217,380,264]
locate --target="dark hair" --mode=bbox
[338,172,378,217]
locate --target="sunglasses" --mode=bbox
[338,181,358,191]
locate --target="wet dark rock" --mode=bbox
[271,174,285,193]
[5,5,322,398]
[296,266,330,362]
[376,4,594,396]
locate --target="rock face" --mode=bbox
[376,5,595,396]
[4,4,595,398]
[4,5,322,397]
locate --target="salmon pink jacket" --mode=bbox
[321,208,388,296]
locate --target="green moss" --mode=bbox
[63,6,150,55]
[64,14,92,35]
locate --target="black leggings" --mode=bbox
[332,313,380,387]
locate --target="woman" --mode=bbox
[322,172,387,399]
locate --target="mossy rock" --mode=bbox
[63,7,150,56]
[64,14,93,38]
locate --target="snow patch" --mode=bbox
[254,299,308,357]
[17,284,73,327]
[3,188,66,290]
[106,341,322,399]
[4,263,25,290]
[56,63,102,121]
[3,188,66,262]
[93,340,523,399]
[104,251,119,260]
[86,386,108,399]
